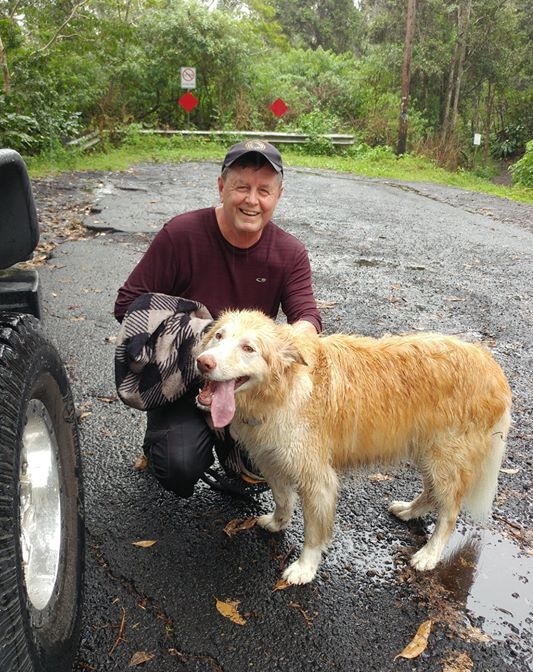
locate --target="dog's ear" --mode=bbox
[277,327,308,367]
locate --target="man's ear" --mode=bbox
[217,175,225,200]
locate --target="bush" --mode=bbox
[510,141,533,187]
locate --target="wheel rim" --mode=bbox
[19,399,62,611]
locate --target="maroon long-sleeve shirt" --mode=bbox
[114,207,322,332]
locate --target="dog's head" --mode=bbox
[196,309,306,428]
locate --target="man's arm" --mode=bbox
[281,244,322,333]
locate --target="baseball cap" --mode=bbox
[221,140,283,176]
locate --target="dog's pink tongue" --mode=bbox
[211,380,236,428]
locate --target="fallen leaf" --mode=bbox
[273,578,291,591]
[128,651,154,666]
[97,395,118,404]
[223,517,257,538]
[289,601,314,627]
[442,651,474,672]
[132,540,157,548]
[368,472,393,482]
[134,455,149,471]
[462,626,491,643]
[316,300,338,309]
[394,619,432,660]
[500,467,520,475]
[214,597,246,625]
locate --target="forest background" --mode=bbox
[1,0,533,189]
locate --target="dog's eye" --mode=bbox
[242,344,255,354]
[215,331,223,341]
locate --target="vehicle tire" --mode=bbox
[0,312,84,672]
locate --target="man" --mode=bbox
[115,140,321,497]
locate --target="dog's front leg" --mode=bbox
[256,476,297,532]
[283,468,339,585]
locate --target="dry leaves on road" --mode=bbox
[368,472,394,482]
[442,651,474,672]
[223,517,257,538]
[134,455,149,471]
[128,651,155,666]
[394,619,432,660]
[132,540,157,548]
[214,597,246,625]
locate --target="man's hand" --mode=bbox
[291,320,319,337]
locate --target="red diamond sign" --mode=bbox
[269,98,288,118]
[178,91,198,112]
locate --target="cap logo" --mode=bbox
[244,140,267,151]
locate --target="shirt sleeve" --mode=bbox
[114,227,177,322]
[281,244,322,333]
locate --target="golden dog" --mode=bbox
[196,310,512,585]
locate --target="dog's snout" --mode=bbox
[197,353,216,374]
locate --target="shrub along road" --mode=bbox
[34,162,533,671]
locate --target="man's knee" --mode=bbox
[144,426,214,498]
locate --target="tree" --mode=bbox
[397,0,416,155]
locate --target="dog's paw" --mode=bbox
[282,559,318,585]
[257,512,287,532]
[389,500,414,521]
[410,547,439,571]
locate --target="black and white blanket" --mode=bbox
[114,293,213,410]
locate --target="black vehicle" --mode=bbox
[0,149,84,672]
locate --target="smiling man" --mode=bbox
[114,140,321,497]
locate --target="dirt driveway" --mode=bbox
[33,162,533,672]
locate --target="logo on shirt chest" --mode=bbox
[255,277,267,283]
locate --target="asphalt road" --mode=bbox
[34,162,533,671]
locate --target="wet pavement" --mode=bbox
[33,161,533,671]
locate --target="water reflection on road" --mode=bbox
[437,523,532,642]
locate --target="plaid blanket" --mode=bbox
[114,293,213,410]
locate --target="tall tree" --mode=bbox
[397,0,416,155]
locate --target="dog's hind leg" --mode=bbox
[410,499,460,571]
[282,467,339,585]
[257,477,297,532]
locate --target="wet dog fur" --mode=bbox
[196,310,512,585]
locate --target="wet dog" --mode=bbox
[196,310,511,585]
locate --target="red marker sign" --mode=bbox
[178,91,199,113]
[269,98,288,117]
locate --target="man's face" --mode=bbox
[217,164,283,246]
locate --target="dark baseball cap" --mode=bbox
[221,140,283,176]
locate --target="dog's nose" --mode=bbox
[197,353,216,373]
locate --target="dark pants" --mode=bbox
[142,390,230,497]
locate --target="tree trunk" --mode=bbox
[397,0,417,155]
[442,0,472,140]
[0,35,11,95]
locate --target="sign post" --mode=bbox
[179,67,197,127]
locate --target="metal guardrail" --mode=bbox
[66,131,101,151]
[139,129,355,146]
[67,128,356,150]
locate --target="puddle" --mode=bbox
[437,524,532,640]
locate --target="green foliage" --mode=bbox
[491,124,528,159]
[1,0,532,174]
[510,141,533,187]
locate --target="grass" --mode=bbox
[25,135,533,206]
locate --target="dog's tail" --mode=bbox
[464,409,511,521]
